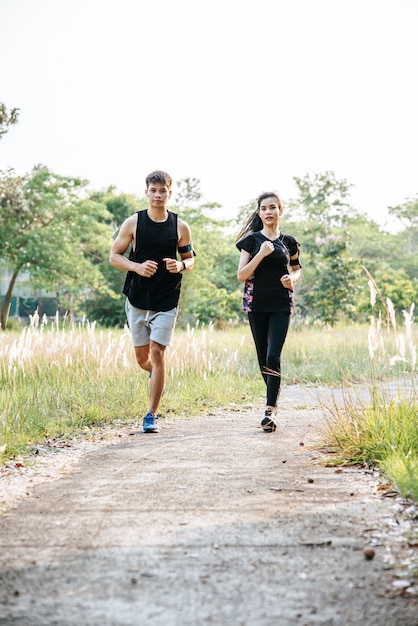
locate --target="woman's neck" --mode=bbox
[261,226,280,240]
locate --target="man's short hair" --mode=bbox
[145,170,172,189]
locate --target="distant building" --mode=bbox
[0,268,58,320]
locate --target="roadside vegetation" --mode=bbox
[320,296,417,501]
[1,309,416,502]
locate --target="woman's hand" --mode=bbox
[280,273,293,289]
[258,241,274,258]
[237,243,273,283]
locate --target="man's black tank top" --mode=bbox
[123,210,182,311]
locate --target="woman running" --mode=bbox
[236,192,302,432]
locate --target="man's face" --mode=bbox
[146,182,172,207]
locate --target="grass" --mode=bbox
[1,314,417,503]
[321,388,418,500]
[0,320,263,459]
[284,323,381,385]
[317,303,418,502]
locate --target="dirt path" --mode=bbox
[0,386,417,626]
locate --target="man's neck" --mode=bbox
[147,206,169,223]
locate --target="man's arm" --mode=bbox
[109,214,158,278]
[163,219,195,274]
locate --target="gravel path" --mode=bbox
[0,385,417,626]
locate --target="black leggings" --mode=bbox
[248,312,290,407]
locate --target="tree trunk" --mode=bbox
[0,271,19,330]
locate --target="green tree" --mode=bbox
[374,267,417,315]
[345,213,396,270]
[389,194,418,232]
[175,177,203,208]
[291,170,353,228]
[0,103,19,140]
[83,189,148,326]
[309,235,360,325]
[172,179,243,326]
[192,287,242,328]
[178,201,242,326]
[285,172,356,320]
[388,195,418,281]
[0,166,112,328]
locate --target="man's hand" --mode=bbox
[136,260,158,277]
[163,257,182,274]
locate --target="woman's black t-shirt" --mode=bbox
[236,231,301,314]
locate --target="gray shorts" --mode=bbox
[125,300,178,347]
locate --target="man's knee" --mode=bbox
[150,341,166,363]
[136,356,148,369]
[134,346,150,370]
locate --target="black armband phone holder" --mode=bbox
[178,244,196,256]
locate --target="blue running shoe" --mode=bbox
[143,412,159,433]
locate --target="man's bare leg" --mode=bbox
[134,345,152,374]
[134,342,166,414]
[148,341,166,414]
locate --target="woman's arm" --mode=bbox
[237,241,274,282]
[280,253,301,289]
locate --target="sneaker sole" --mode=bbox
[261,417,277,432]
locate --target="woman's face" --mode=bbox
[258,196,282,226]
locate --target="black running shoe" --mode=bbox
[261,408,276,432]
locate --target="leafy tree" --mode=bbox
[178,201,242,326]
[389,194,418,231]
[372,267,417,315]
[345,213,396,269]
[387,195,418,281]
[291,170,353,228]
[284,172,356,321]
[3,166,414,330]
[0,166,112,328]
[172,179,243,326]
[175,177,203,208]
[192,287,242,327]
[0,103,19,140]
[308,235,360,325]
[83,189,147,326]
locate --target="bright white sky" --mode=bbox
[1,0,417,227]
